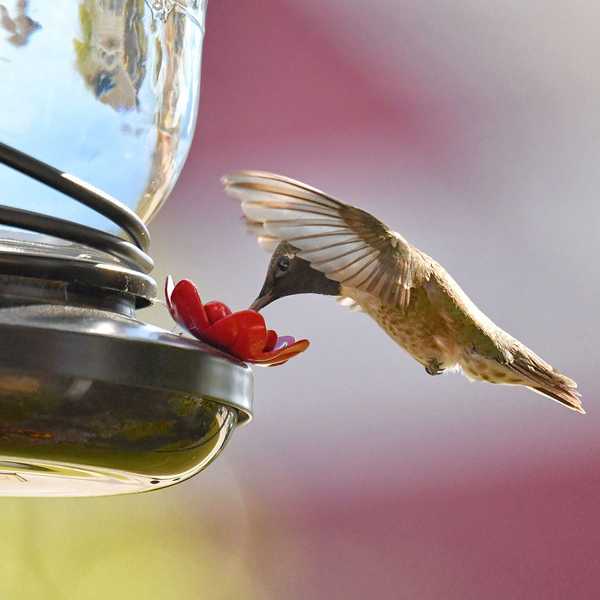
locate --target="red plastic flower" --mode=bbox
[165,276,309,366]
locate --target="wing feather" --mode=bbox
[223,171,429,309]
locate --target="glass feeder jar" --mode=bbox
[0,0,253,497]
[1,0,204,232]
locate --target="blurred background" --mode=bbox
[2,0,600,598]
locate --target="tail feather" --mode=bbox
[508,349,584,414]
[529,385,584,414]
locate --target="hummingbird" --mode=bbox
[222,171,583,414]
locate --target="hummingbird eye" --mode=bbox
[276,255,290,276]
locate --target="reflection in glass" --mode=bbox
[0,0,206,240]
[0,0,41,47]
[74,0,148,112]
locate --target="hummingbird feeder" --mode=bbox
[0,0,253,497]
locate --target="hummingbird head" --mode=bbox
[250,241,341,311]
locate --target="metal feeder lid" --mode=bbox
[0,299,253,497]
[0,301,254,421]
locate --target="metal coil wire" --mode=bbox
[0,141,156,306]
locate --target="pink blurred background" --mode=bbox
[143,1,600,598]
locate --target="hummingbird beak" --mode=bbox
[250,292,273,312]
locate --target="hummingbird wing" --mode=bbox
[242,218,280,252]
[223,171,430,310]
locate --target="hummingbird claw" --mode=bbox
[425,360,444,376]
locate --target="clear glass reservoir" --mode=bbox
[0,0,206,233]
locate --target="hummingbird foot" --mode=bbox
[425,359,445,376]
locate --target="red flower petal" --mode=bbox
[170,279,210,333]
[251,339,310,366]
[264,330,278,352]
[204,301,232,324]
[227,311,271,359]
[165,277,309,366]
[204,309,267,358]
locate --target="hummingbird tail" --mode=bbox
[507,352,584,414]
[528,384,584,414]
